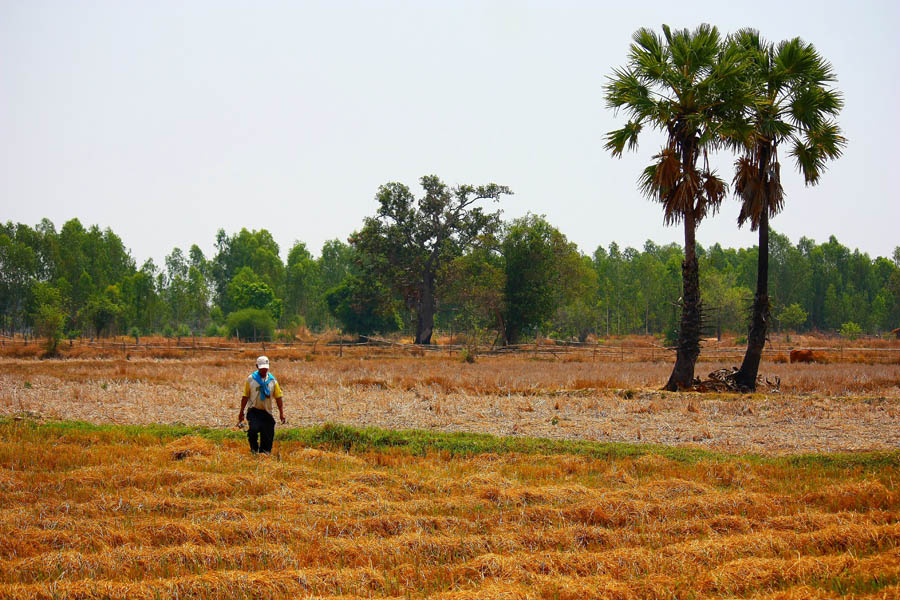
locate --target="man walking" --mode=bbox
[238,356,285,454]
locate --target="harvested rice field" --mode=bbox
[0,421,899,599]
[2,351,900,598]
[2,353,899,454]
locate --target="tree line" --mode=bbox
[2,214,898,350]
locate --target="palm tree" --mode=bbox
[730,31,845,390]
[605,24,749,391]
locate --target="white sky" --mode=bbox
[2,0,898,268]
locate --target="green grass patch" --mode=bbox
[820,573,899,595]
[2,417,899,475]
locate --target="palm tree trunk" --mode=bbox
[664,210,702,391]
[735,209,769,390]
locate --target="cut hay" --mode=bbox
[165,435,215,460]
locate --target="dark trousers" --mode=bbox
[246,407,275,453]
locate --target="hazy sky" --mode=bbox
[2,0,898,268]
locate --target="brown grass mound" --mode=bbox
[1,422,900,598]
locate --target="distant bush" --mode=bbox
[226,308,276,341]
[459,348,476,363]
[204,322,227,337]
[840,321,862,341]
[664,325,679,347]
[31,283,66,356]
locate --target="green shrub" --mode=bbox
[840,321,862,341]
[226,308,276,341]
[664,325,679,347]
[30,283,66,356]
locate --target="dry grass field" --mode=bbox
[0,420,899,599]
[1,339,900,598]
[1,342,899,453]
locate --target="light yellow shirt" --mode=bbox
[243,373,284,414]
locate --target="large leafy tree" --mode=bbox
[0,231,38,334]
[324,274,402,337]
[501,214,587,345]
[729,31,845,389]
[312,239,356,330]
[212,228,284,312]
[227,267,283,322]
[352,175,511,344]
[439,242,507,342]
[284,241,319,325]
[605,24,749,390]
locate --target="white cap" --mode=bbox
[256,356,270,369]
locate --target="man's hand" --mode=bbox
[279,412,286,425]
[238,411,245,425]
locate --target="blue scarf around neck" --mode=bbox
[252,370,274,400]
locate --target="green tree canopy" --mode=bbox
[501,214,586,345]
[213,228,284,312]
[227,267,283,322]
[352,175,511,344]
[325,275,402,337]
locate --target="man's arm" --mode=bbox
[238,396,249,423]
[275,397,285,424]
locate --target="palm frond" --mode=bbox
[604,68,654,117]
[734,155,760,227]
[696,169,727,221]
[662,168,700,224]
[731,28,763,53]
[638,147,681,200]
[766,161,785,219]
[809,121,847,160]
[789,122,847,184]
[629,28,668,83]
[775,38,838,86]
[733,151,784,231]
[605,121,644,157]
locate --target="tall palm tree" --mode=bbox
[730,31,845,390]
[605,24,749,391]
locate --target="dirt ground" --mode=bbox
[2,355,899,455]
